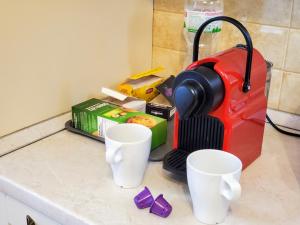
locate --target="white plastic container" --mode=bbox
[183,0,224,67]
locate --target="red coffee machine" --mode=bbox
[163,16,267,176]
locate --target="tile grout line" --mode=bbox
[283,0,294,68]
[154,9,184,16]
[153,46,300,74]
[151,0,155,69]
[153,45,187,54]
[154,9,300,30]
[153,39,300,75]
[280,69,300,74]
[290,0,295,28]
[277,0,294,110]
[276,72,285,110]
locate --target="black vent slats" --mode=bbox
[163,149,189,177]
[178,115,224,151]
[163,115,224,177]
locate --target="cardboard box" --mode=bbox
[101,87,146,112]
[117,67,165,102]
[72,98,167,150]
[146,94,176,121]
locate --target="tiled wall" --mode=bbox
[152,0,300,115]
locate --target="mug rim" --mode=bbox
[105,123,152,145]
[187,149,243,176]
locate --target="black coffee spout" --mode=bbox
[173,66,224,119]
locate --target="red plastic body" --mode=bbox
[173,47,267,169]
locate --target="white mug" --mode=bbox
[187,149,242,224]
[105,123,152,188]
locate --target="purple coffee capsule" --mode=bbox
[150,194,172,218]
[134,187,154,209]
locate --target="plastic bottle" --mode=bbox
[183,0,224,67]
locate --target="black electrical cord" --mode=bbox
[266,114,300,138]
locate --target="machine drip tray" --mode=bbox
[163,149,189,177]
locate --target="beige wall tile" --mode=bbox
[224,0,247,21]
[224,0,293,27]
[248,24,289,69]
[154,0,184,13]
[152,47,185,76]
[278,72,300,114]
[292,0,300,28]
[285,29,300,73]
[153,11,186,51]
[216,22,247,51]
[268,69,283,109]
[217,23,288,69]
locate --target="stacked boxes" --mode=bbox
[72,98,167,150]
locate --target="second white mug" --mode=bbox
[187,149,242,224]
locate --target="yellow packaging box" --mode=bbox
[117,67,165,102]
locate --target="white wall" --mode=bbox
[0,0,153,136]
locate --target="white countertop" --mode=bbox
[0,125,299,225]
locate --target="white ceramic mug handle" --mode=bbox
[220,174,241,201]
[106,144,123,164]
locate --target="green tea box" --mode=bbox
[72,98,167,150]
